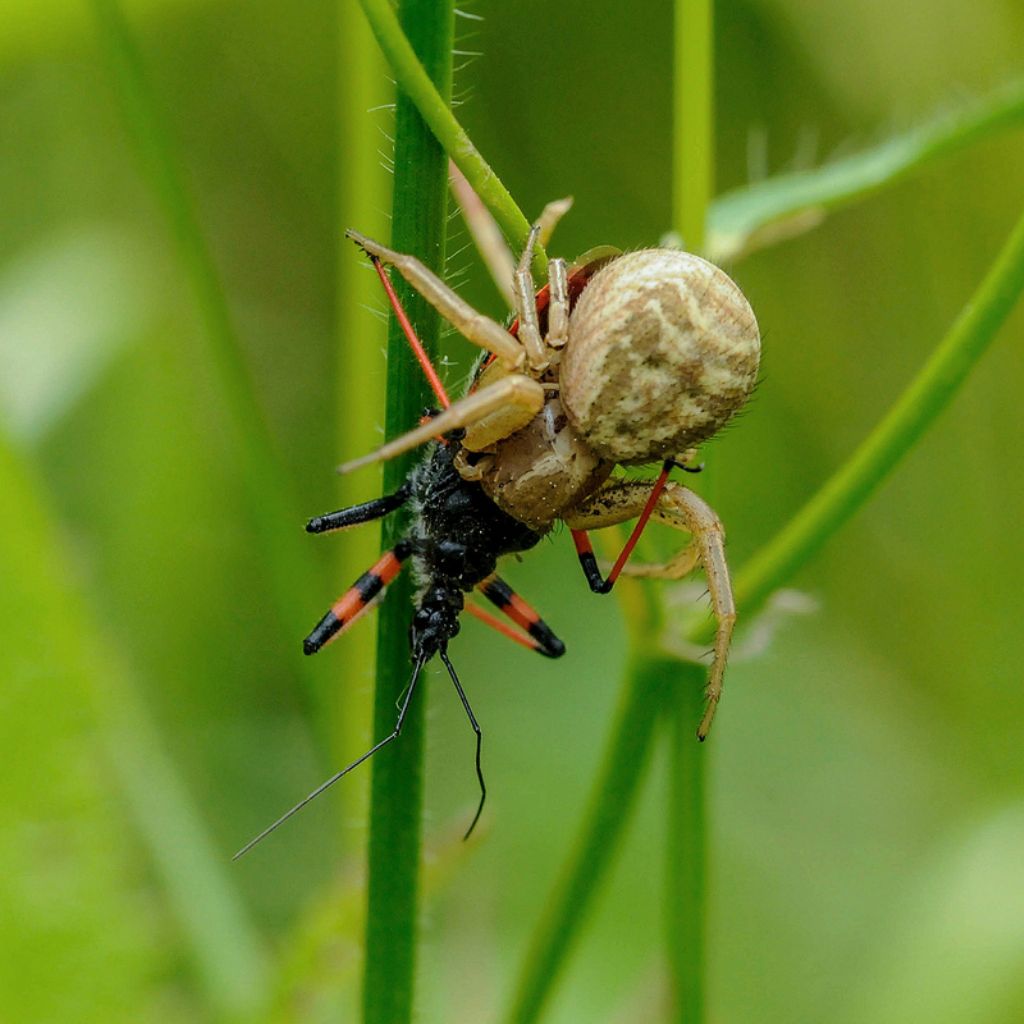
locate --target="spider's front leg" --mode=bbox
[566,479,736,739]
[337,373,546,475]
[346,229,524,368]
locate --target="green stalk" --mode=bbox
[673,0,713,253]
[668,2,714,1020]
[90,0,321,694]
[728,202,1024,622]
[503,656,676,1024]
[357,0,543,272]
[335,0,390,829]
[361,2,453,1023]
[0,436,268,1017]
[665,666,707,1024]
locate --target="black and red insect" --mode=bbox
[235,203,759,858]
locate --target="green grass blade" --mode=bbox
[332,0,390,831]
[0,436,268,1018]
[665,669,707,1024]
[502,656,675,1024]
[270,816,476,1017]
[707,80,1024,261]
[673,0,713,253]
[728,202,1024,620]
[360,2,453,1022]
[90,0,321,669]
[357,0,542,271]
[669,2,713,1018]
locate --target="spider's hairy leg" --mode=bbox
[514,198,573,366]
[512,224,547,371]
[345,229,524,368]
[566,479,736,739]
[547,257,570,350]
[337,374,545,475]
[569,461,676,594]
[610,542,702,581]
[534,196,573,248]
[449,160,516,307]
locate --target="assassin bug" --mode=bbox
[234,201,759,859]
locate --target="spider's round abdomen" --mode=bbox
[560,249,760,464]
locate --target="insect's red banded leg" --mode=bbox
[346,229,524,368]
[306,481,412,534]
[303,540,413,655]
[571,460,674,594]
[478,574,566,658]
[464,603,547,656]
[365,254,451,409]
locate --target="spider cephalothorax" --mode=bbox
[235,202,760,858]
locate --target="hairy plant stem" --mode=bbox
[357,0,545,274]
[361,2,453,1023]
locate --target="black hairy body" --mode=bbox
[405,439,544,658]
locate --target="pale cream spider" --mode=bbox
[339,200,760,738]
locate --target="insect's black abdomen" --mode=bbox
[405,443,544,659]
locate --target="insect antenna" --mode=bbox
[233,653,429,861]
[439,648,486,840]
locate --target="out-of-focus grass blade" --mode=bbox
[0,226,154,442]
[844,803,1024,1024]
[331,0,389,821]
[707,80,1024,262]
[0,434,268,1018]
[269,815,483,1022]
[90,0,322,676]
[502,656,677,1024]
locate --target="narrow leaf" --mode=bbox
[708,80,1024,261]
[0,436,268,1017]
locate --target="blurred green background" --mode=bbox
[3,0,1024,1021]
